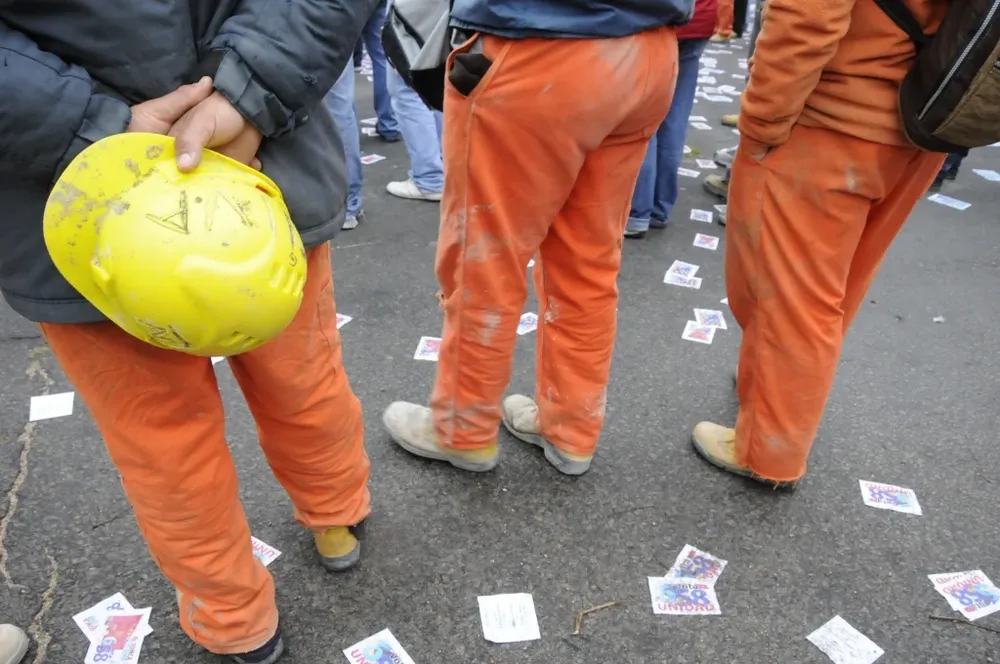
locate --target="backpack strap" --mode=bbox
[873,0,932,51]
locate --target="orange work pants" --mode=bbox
[726,124,945,482]
[41,243,370,654]
[431,30,678,457]
[716,0,735,36]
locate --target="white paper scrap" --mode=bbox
[693,309,727,330]
[695,159,717,170]
[360,118,377,126]
[360,154,386,165]
[211,356,225,366]
[413,336,442,362]
[667,260,700,278]
[647,577,721,615]
[688,115,707,122]
[336,314,353,330]
[682,320,715,345]
[344,629,416,664]
[84,607,153,664]
[666,544,727,585]
[690,209,713,223]
[29,391,75,422]
[691,122,713,131]
[477,593,541,643]
[251,536,282,567]
[74,593,153,643]
[806,615,884,664]
[928,570,1000,621]
[516,312,539,336]
[527,258,535,268]
[858,480,922,515]
[683,145,692,155]
[927,193,971,210]
[973,169,1000,182]
[361,126,378,137]
[693,233,720,250]
[677,167,701,178]
[665,273,703,289]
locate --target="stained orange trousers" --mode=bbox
[41,243,370,654]
[431,29,678,457]
[716,0,735,36]
[727,124,945,482]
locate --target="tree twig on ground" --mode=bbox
[572,601,620,636]
[929,614,1000,636]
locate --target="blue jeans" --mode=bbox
[627,39,708,233]
[388,66,444,193]
[324,65,364,216]
[363,1,400,138]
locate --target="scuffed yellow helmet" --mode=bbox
[43,133,307,357]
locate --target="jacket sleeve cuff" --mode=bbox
[54,93,132,183]
[195,49,309,138]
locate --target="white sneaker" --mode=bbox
[386,179,442,202]
[0,624,28,664]
[342,210,363,231]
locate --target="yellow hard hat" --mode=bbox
[43,133,307,357]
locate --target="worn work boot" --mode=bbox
[709,33,731,42]
[0,625,28,664]
[315,523,364,572]
[703,174,729,199]
[231,628,284,664]
[713,146,737,169]
[721,113,739,128]
[382,402,499,472]
[501,395,593,475]
[690,422,796,490]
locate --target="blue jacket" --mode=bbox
[0,0,375,324]
[450,0,694,39]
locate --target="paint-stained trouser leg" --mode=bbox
[40,245,370,655]
[431,29,677,452]
[726,124,945,481]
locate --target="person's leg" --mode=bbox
[733,0,749,38]
[525,125,669,469]
[651,38,708,225]
[386,66,445,200]
[363,0,401,140]
[694,125,945,484]
[228,244,371,573]
[353,39,365,70]
[625,136,657,238]
[324,65,364,228]
[713,0,735,39]
[747,0,766,61]
[40,325,278,656]
[383,28,677,470]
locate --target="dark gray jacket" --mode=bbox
[0,0,376,324]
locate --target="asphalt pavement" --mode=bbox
[2,39,1000,664]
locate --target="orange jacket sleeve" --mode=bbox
[738,0,856,147]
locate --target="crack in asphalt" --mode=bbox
[0,348,53,588]
[27,550,59,664]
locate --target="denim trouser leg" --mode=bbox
[387,67,444,193]
[324,66,363,216]
[651,39,709,221]
[627,137,658,233]
[363,0,400,137]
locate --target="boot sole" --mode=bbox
[383,412,499,473]
[690,434,797,491]
[500,413,592,476]
[320,545,361,573]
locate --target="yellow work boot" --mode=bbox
[315,524,363,572]
[721,113,739,127]
[703,174,729,199]
[501,395,593,475]
[382,402,499,472]
[709,33,731,42]
[691,422,796,490]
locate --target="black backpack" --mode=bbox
[874,0,1000,151]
